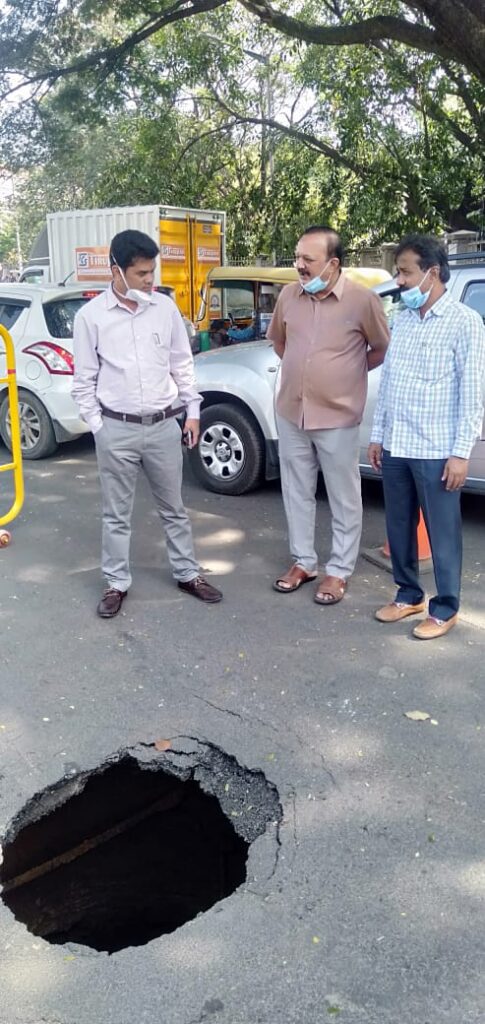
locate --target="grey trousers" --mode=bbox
[94,416,199,591]
[277,414,363,579]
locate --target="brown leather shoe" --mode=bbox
[273,564,318,593]
[97,588,127,618]
[375,601,425,623]
[413,614,458,640]
[178,575,222,603]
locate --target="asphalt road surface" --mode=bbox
[0,436,484,1024]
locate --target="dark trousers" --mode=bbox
[382,450,462,621]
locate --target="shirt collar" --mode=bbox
[424,288,451,317]
[298,270,345,301]
[106,285,119,309]
[406,288,451,320]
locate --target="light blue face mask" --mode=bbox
[400,269,431,310]
[302,259,332,294]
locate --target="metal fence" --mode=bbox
[228,236,485,271]
[228,254,294,266]
[346,247,383,268]
[228,249,384,268]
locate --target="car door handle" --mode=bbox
[267,366,278,372]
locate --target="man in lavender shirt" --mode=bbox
[72,229,222,617]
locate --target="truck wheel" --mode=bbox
[189,403,265,495]
[0,390,58,459]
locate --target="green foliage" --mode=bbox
[2,0,484,259]
[0,214,18,264]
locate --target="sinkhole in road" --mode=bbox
[0,743,281,954]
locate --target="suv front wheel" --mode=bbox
[188,402,265,495]
[0,389,58,459]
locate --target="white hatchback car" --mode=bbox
[0,282,195,458]
[0,283,100,458]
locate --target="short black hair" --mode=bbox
[298,225,344,265]
[395,233,450,283]
[110,229,159,271]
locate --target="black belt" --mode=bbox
[100,404,184,426]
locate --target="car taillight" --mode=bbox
[23,342,74,375]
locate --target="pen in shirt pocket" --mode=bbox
[152,332,162,346]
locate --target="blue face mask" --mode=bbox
[302,260,332,294]
[400,269,431,310]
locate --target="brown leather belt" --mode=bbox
[100,404,184,426]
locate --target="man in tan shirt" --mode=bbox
[267,225,389,604]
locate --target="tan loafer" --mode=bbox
[375,601,425,623]
[413,614,458,640]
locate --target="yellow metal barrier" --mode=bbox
[0,324,24,545]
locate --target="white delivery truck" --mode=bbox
[20,204,226,322]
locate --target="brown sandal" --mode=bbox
[273,564,318,594]
[314,575,347,605]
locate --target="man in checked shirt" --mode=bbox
[72,230,222,617]
[368,234,485,639]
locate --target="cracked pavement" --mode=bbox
[0,436,485,1024]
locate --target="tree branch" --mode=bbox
[369,39,483,155]
[208,90,365,174]
[418,91,481,154]
[453,0,485,16]
[289,88,312,127]
[176,122,236,163]
[1,0,226,99]
[238,3,454,61]
[440,63,484,135]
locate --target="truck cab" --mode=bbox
[19,266,50,285]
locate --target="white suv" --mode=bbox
[190,254,485,495]
[0,283,99,458]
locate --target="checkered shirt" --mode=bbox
[370,290,485,459]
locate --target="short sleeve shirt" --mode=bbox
[267,273,390,429]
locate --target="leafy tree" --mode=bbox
[241,0,485,83]
[0,213,17,264]
[1,0,484,91]
[2,1,483,256]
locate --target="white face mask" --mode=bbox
[112,261,152,306]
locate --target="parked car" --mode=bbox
[0,283,100,458]
[0,282,196,458]
[190,254,485,495]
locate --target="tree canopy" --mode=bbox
[2,0,485,91]
[1,0,484,260]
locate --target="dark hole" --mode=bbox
[0,757,249,953]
